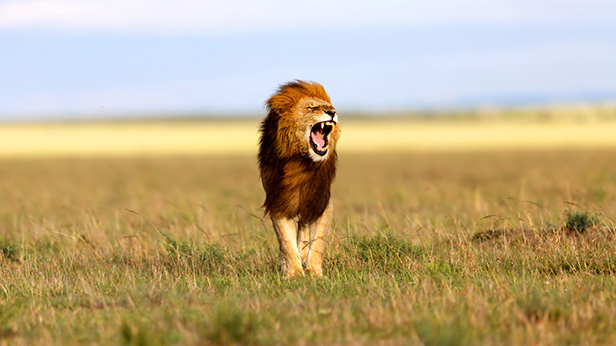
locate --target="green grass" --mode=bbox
[2,150,616,345]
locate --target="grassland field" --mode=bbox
[2,109,616,345]
[2,107,616,157]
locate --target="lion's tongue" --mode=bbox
[311,129,325,150]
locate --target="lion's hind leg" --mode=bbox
[271,216,304,277]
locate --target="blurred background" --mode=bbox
[1,0,615,155]
[2,0,615,119]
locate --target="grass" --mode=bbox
[2,113,616,344]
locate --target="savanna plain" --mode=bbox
[2,108,616,345]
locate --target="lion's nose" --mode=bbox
[324,110,336,117]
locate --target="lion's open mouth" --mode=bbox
[310,121,335,156]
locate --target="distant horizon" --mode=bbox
[3,98,615,124]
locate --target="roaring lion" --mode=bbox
[258,80,340,277]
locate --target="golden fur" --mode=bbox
[258,80,340,277]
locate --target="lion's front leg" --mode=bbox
[297,222,311,265]
[301,200,333,277]
[271,216,304,277]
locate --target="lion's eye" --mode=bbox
[307,106,316,111]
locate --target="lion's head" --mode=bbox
[264,80,340,162]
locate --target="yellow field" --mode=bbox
[1,116,616,157]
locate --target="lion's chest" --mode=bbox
[282,160,334,225]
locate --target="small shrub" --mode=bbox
[564,210,597,233]
[0,240,20,262]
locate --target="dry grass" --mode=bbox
[2,146,616,345]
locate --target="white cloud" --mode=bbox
[0,0,614,34]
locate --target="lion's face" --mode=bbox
[285,97,340,162]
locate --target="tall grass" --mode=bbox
[2,150,616,344]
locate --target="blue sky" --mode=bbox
[1,0,615,120]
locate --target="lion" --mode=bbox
[258,80,340,277]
